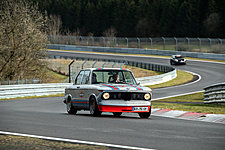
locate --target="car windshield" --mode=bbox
[175,55,184,59]
[92,70,137,85]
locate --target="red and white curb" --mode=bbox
[152,108,225,124]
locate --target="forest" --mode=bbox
[31,0,225,38]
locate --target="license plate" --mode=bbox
[133,107,148,111]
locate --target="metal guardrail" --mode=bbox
[137,69,177,86]
[0,70,177,99]
[0,83,72,99]
[0,78,41,85]
[204,83,225,104]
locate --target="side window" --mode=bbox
[81,70,90,84]
[74,71,84,85]
[123,71,136,84]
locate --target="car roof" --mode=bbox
[85,68,131,71]
[172,55,183,57]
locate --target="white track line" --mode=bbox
[0,131,156,150]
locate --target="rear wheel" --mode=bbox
[138,107,151,118]
[113,112,122,117]
[90,97,102,116]
[66,99,77,114]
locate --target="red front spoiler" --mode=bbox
[98,105,151,113]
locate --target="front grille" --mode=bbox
[102,92,146,100]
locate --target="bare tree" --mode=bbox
[48,14,62,36]
[0,0,48,81]
[103,27,117,37]
[102,27,117,47]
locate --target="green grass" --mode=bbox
[152,92,225,114]
[43,70,68,83]
[0,134,109,150]
[148,70,194,89]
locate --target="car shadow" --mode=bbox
[61,112,151,120]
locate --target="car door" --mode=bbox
[70,70,84,109]
[78,70,91,109]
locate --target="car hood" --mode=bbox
[97,83,151,92]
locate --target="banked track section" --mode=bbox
[47,50,225,99]
[0,50,225,150]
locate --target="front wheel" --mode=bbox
[66,99,77,114]
[90,97,102,116]
[138,108,151,118]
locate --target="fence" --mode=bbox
[44,57,125,83]
[48,36,225,54]
[47,53,175,85]
[204,83,225,104]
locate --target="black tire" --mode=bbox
[66,99,77,114]
[113,112,122,117]
[138,107,151,118]
[90,97,102,116]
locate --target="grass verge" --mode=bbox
[0,134,109,150]
[0,93,64,101]
[152,92,225,114]
[148,70,194,89]
[123,65,162,78]
[43,70,68,83]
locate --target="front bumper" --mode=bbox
[98,105,151,113]
[98,100,151,113]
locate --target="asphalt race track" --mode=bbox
[0,50,225,150]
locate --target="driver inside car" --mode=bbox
[109,73,120,83]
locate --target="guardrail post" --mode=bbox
[186,37,190,51]
[120,63,125,68]
[86,37,89,46]
[79,36,82,45]
[102,61,107,67]
[82,60,87,69]
[208,38,212,53]
[112,62,116,68]
[92,61,97,68]
[162,37,165,50]
[102,37,105,47]
[197,38,201,52]
[91,37,94,46]
[125,37,128,48]
[137,38,140,48]
[114,37,117,47]
[219,38,222,54]
[174,37,178,51]
[69,60,75,83]
[149,37,152,49]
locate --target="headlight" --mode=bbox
[144,93,151,100]
[103,93,110,100]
